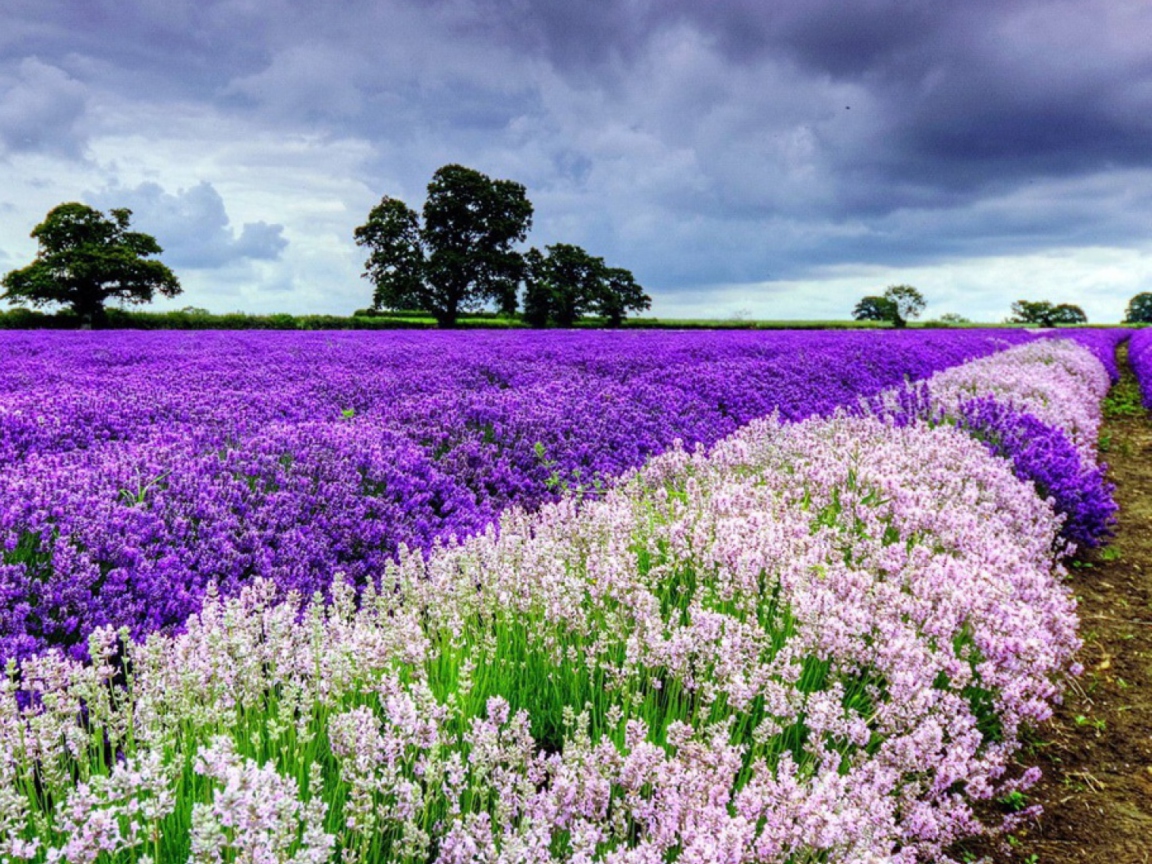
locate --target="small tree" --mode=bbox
[355,165,533,327]
[852,295,898,324]
[1124,292,1152,324]
[596,267,650,327]
[1,203,181,327]
[1009,300,1088,327]
[523,244,605,327]
[882,284,926,328]
[521,245,650,327]
[852,285,925,328]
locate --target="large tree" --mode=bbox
[1124,292,1152,324]
[522,244,650,327]
[355,164,533,327]
[1009,300,1088,326]
[1,203,181,327]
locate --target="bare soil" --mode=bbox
[957,347,1152,863]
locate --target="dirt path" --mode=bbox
[964,346,1152,863]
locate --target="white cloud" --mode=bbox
[86,180,287,268]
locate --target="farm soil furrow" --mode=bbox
[975,343,1152,864]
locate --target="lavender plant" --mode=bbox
[1130,327,1152,406]
[859,338,1119,550]
[0,338,1111,862]
[4,329,1121,665]
[955,397,1116,549]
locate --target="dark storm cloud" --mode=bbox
[3,0,1152,300]
[689,0,1152,196]
[468,0,1152,197]
[86,181,287,269]
[0,0,272,100]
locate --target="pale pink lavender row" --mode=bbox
[867,336,1119,549]
[0,329,1121,666]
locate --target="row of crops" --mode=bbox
[1131,328,1152,406]
[0,328,1135,862]
[0,328,1116,666]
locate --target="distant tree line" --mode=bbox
[848,286,1152,327]
[6,191,1152,330]
[1007,300,1087,326]
[1,165,650,330]
[354,164,651,327]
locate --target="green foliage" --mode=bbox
[882,284,926,328]
[597,266,651,326]
[852,295,898,323]
[851,285,925,328]
[1009,299,1088,326]
[522,244,650,327]
[997,789,1028,812]
[1,203,181,327]
[1103,377,1144,418]
[1124,291,1152,324]
[532,441,606,499]
[355,164,533,327]
[352,198,425,312]
[1099,544,1121,562]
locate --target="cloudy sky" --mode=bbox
[3,0,1152,322]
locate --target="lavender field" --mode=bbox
[1130,327,1152,407]
[0,328,1128,863]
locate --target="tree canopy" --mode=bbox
[356,165,651,328]
[852,285,924,327]
[1124,292,1152,324]
[597,267,651,327]
[1009,300,1088,326]
[851,295,898,323]
[882,285,925,328]
[1,203,181,327]
[522,244,650,328]
[355,164,533,327]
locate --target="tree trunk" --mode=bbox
[74,297,106,330]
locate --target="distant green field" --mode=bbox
[0,305,1129,330]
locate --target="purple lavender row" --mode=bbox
[1130,327,1152,406]
[0,329,1117,666]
